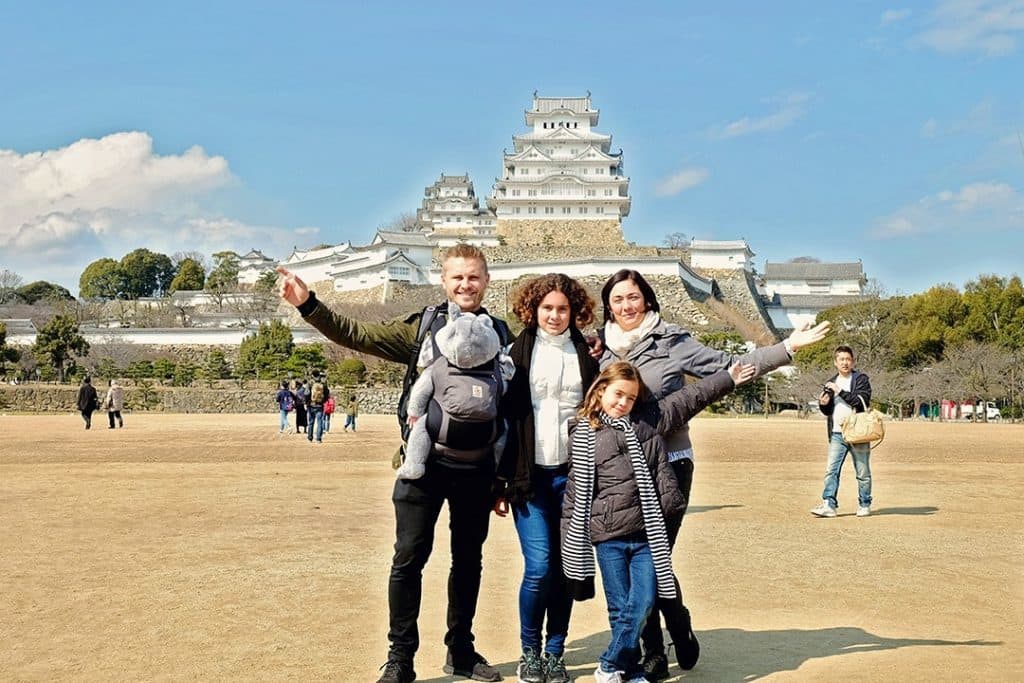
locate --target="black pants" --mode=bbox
[641,458,694,655]
[108,410,123,428]
[387,462,494,664]
[80,409,94,428]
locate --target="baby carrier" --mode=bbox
[424,356,504,462]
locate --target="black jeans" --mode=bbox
[641,458,694,655]
[108,410,123,428]
[388,462,494,664]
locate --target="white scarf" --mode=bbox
[604,311,661,360]
[562,413,677,600]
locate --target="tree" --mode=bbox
[331,358,366,386]
[379,212,420,233]
[787,256,822,263]
[169,258,206,293]
[284,343,327,377]
[199,349,233,387]
[206,251,241,309]
[15,281,75,304]
[79,258,126,299]
[662,232,690,249]
[892,285,966,367]
[32,314,89,382]
[697,331,765,412]
[961,274,1024,350]
[795,296,901,372]
[0,269,24,303]
[0,322,22,375]
[172,251,208,272]
[237,320,294,379]
[120,248,175,298]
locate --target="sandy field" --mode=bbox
[1,412,1022,682]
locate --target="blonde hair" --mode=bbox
[442,243,489,274]
[578,361,646,428]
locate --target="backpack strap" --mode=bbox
[397,303,447,440]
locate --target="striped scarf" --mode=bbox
[562,413,677,600]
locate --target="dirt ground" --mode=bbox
[1,412,1022,682]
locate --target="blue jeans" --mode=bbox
[512,466,572,656]
[279,409,289,432]
[345,414,356,431]
[322,413,331,432]
[822,432,872,508]
[595,538,656,676]
[307,405,324,441]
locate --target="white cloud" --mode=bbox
[708,93,812,140]
[881,8,912,24]
[915,0,1024,56]
[870,181,1023,239]
[0,132,315,292]
[655,167,710,196]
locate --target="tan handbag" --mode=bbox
[841,396,885,447]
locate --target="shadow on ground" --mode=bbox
[685,504,744,515]
[871,506,939,516]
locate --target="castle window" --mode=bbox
[596,206,604,214]
[579,207,588,214]
[513,207,521,214]
[527,189,537,197]
[562,207,571,214]
[586,189,596,197]
[545,206,554,214]
[528,207,537,214]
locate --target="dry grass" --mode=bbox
[2,413,1022,682]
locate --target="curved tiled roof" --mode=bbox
[763,262,864,280]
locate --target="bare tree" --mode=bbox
[934,341,1012,422]
[378,212,420,233]
[172,251,208,272]
[0,269,24,303]
[662,232,690,249]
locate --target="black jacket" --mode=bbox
[77,383,98,412]
[499,325,599,506]
[819,370,872,439]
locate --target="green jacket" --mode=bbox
[301,292,422,364]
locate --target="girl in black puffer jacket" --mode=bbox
[562,360,754,682]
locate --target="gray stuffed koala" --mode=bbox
[396,303,510,479]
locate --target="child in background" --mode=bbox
[561,360,755,682]
[323,394,335,433]
[344,395,359,432]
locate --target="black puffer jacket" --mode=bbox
[819,370,872,439]
[561,369,735,544]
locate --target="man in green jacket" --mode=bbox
[277,243,505,683]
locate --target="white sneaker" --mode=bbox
[626,676,649,683]
[857,506,871,517]
[810,502,837,517]
[594,667,624,683]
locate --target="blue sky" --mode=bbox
[1,0,1021,296]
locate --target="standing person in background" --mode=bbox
[76,376,98,430]
[276,380,295,434]
[103,379,125,429]
[597,269,831,679]
[344,395,359,432]
[496,273,599,683]
[323,393,335,433]
[811,345,874,518]
[294,380,309,435]
[307,370,330,443]
[277,243,509,683]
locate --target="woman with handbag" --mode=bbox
[811,345,874,518]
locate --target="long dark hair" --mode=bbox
[600,269,660,324]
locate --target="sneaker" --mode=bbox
[667,605,700,671]
[593,667,624,683]
[625,676,649,683]
[444,650,502,682]
[810,502,836,518]
[516,648,545,683]
[857,505,871,517]
[641,651,669,681]
[543,652,571,683]
[376,659,415,683]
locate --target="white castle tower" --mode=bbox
[416,174,497,237]
[488,92,630,246]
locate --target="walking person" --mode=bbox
[294,380,309,435]
[495,274,599,683]
[276,380,295,434]
[76,376,98,429]
[103,379,125,429]
[344,395,359,432]
[323,394,335,433]
[307,371,329,443]
[597,269,830,678]
[811,345,874,518]
[562,361,757,682]
[278,243,510,683]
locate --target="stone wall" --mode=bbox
[495,219,626,248]
[695,269,780,342]
[0,384,401,415]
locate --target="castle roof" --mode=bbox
[690,239,754,255]
[764,293,867,309]
[763,262,864,281]
[369,230,433,247]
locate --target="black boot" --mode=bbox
[668,605,700,671]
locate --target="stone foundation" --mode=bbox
[496,219,626,248]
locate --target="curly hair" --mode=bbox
[512,273,595,330]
